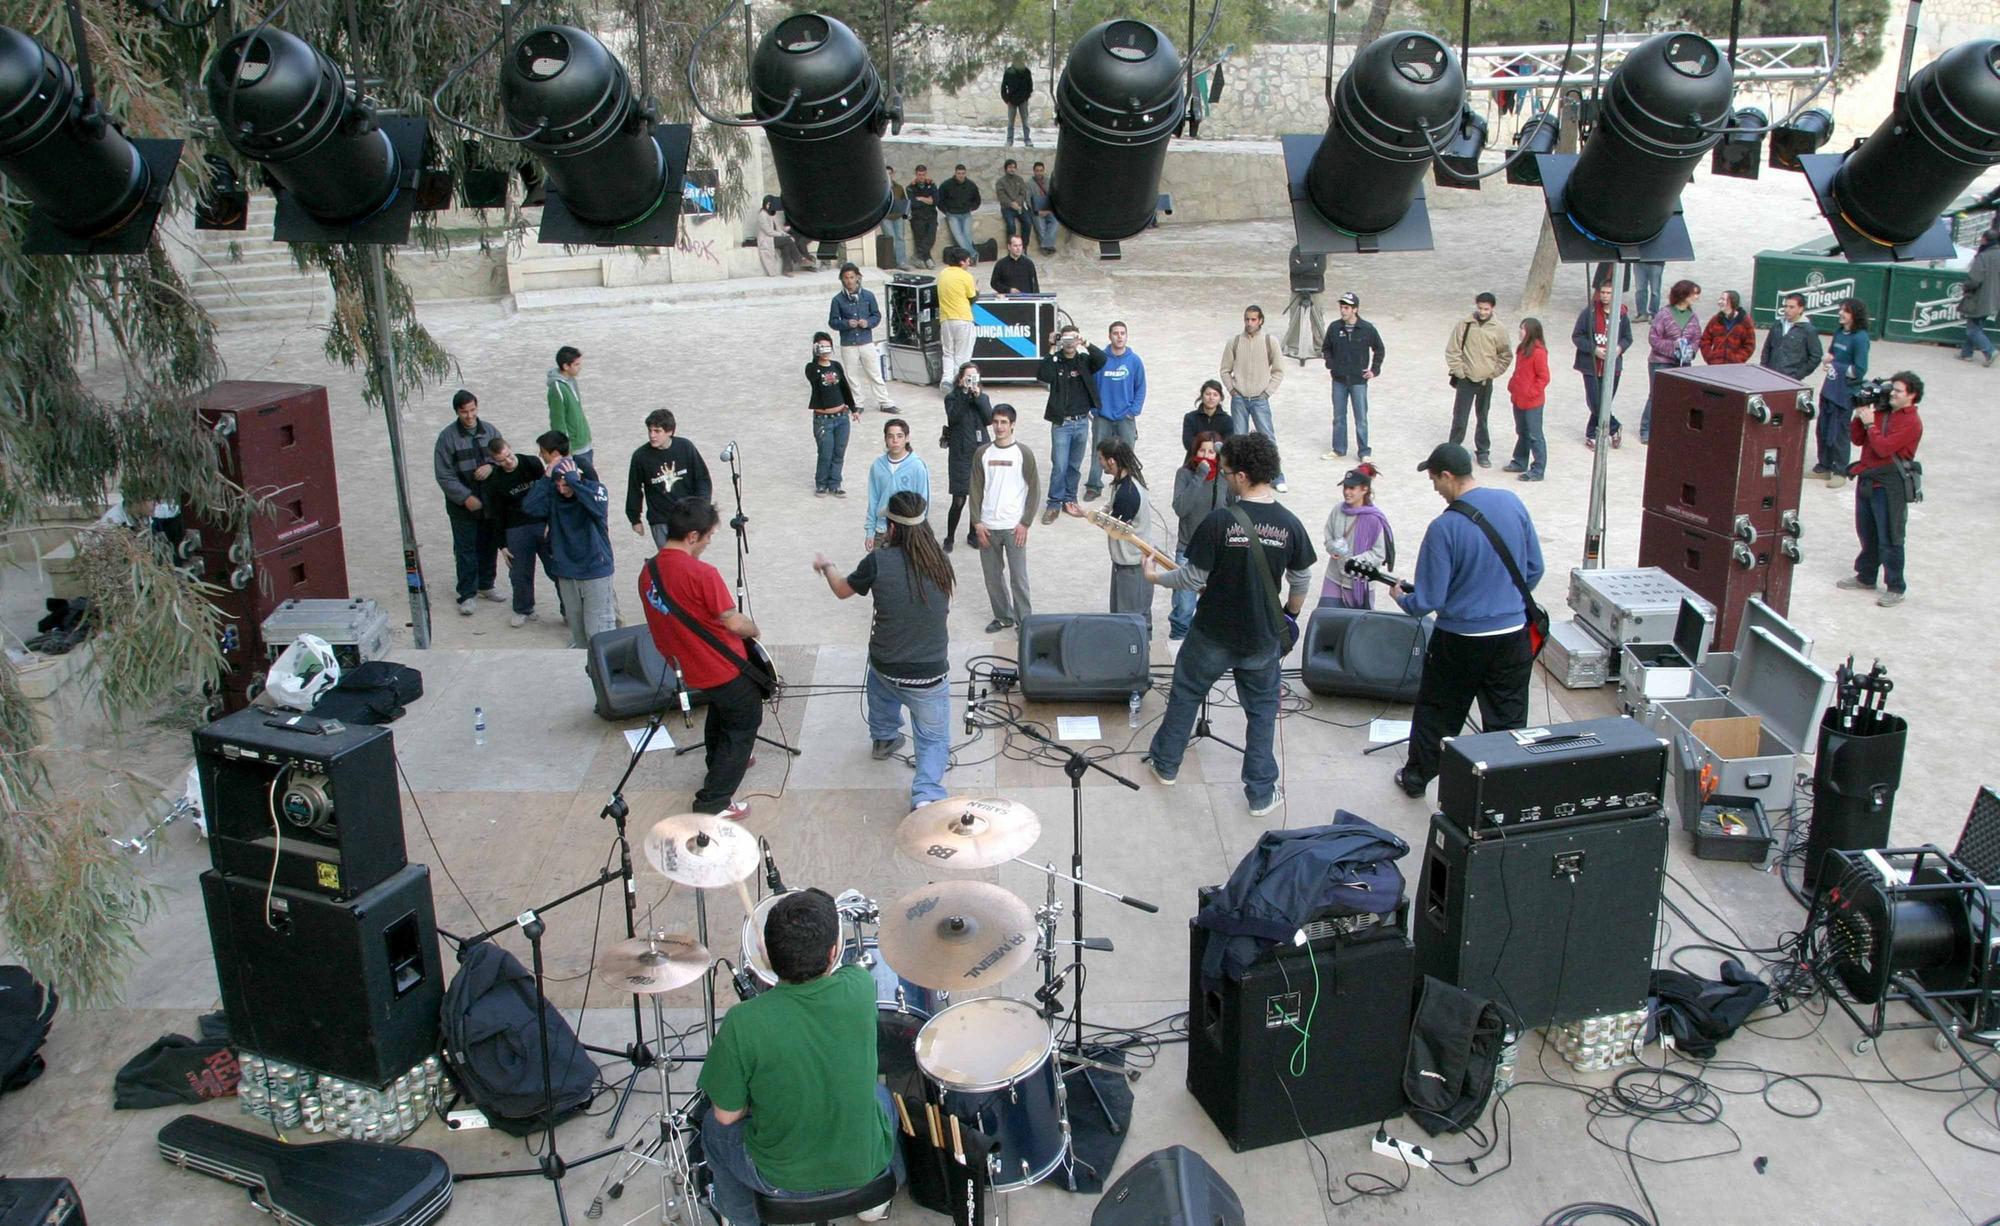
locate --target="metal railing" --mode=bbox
[1464,34,1830,90]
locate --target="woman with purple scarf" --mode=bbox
[1319,463,1395,608]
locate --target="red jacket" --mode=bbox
[1849,403,1922,474]
[1699,310,1757,365]
[1506,342,1550,408]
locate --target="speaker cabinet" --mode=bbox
[1300,607,1431,703]
[1186,911,1412,1151]
[1637,511,1792,652]
[1017,613,1150,704]
[195,706,406,900]
[189,382,342,556]
[1413,809,1666,1030]
[1642,364,1810,540]
[1091,1146,1243,1226]
[1805,710,1909,889]
[201,864,442,1088]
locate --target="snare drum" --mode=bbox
[737,891,860,999]
[914,998,1067,1191]
[856,937,945,1079]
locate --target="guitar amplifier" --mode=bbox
[195,706,406,900]
[0,1178,85,1225]
[1439,716,1668,837]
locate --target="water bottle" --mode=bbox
[472,707,487,747]
[1494,1031,1519,1095]
[1128,690,1143,728]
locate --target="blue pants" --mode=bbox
[884,217,909,268]
[1961,315,1996,358]
[813,413,851,493]
[1855,481,1906,594]
[1580,371,1623,439]
[447,510,499,602]
[1816,399,1854,473]
[702,1086,900,1226]
[1509,407,1547,477]
[1330,380,1370,456]
[1002,207,1031,242]
[1168,549,1198,639]
[1639,363,1670,442]
[1232,393,1282,480]
[945,212,975,253]
[1047,416,1089,507]
[1146,625,1283,808]
[1084,415,1138,494]
[1006,103,1034,146]
[1031,211,1059,252]
[866,666,952,808]
[1633,262,1664,317]
[502,522,550,615]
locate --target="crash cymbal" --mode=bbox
[896,796,1042,871]
[643,812,759,888]
[877,880,1035,992]
[597,932,711,995]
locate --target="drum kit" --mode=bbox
[586,792,1157,1223]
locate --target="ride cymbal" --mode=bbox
[643,812,759,888]
[877,880,1035,992]
[896,795,1042,870]
[596,932,712,995]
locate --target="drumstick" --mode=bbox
[949,1114,965,1166]
[732,876,756,917]
[925,1102,944,1148]
[893,1092,916,1137]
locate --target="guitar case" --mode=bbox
[157,1115,452,1226]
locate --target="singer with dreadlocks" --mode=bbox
[813,491,956,810]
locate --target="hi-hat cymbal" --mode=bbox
[597,932,711,995]
[877,880,1035,992]
[644,812,759,888]
[896,796,1042,871]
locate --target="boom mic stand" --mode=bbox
[693,440,801,761]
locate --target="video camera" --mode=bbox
[1848,377,1895,409]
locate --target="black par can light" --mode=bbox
[1769,106,1832,171]
[750,13,890,242]
[1710,106,1768,180]
[1,23,180,254]
[1565,32,1732,247]
[503,25,688,245]
[1505,109,1561,186]
[1433,104,1489,190]
[1050,20,1185,242]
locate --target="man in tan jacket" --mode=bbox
[1444,291,1512,468]
[1220,304,1289,490]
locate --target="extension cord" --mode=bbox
[1372,1131,1432,1169]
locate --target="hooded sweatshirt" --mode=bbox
[546,368,591,455]
[523,466,613,580]
[865,451,932,538]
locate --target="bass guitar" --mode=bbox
[158,1114,452,1226]
[1076,507,1178,571]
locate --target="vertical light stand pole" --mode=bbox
[362,213,432,645]
[1582,261,1617,567]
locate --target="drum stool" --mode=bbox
[753,1168,898,1225]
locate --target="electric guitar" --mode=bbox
[1342,557,1415,593]
[1078,507,1178,571]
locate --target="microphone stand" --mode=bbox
[701,443,802,760]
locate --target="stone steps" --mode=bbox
[188,198,329,326]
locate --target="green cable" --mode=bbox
[1287,937,1323,1078]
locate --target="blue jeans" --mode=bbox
[1031,211,1059,252]
[867,666,952,808]
[702,1086,900,1226]
[1634,262,1664,317]
[1083,414,1138,494]
[1854,481,1906,594]
[1330,380,1370,455]
[813,413,851,493]
[945,212,975,253]
[1509,407,1547,476]
[502,522,550,615]
[1817,399,1854,473]
[447,509,499,602]
[1047,416,1089,507]
[1961,315,1995,358]
[1002,207,1031,242]
[1580,372,1623,439]
[1146,625,1283,807]
[884,217,910,268]
[1232,393,1282,480]
[1168,549,1198,639]
[1006,102,1033,145]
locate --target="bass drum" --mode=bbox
[914,998,1066,1191]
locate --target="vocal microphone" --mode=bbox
[669,656,693,729]
[761,837,786,894]
[719,441,738,463]
[963,672,976,736]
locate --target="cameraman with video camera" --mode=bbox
[1834,372,1924,609]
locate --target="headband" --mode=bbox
[886,509,927,526]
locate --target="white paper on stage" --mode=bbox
[1056,716,1102,742]
[1368,719,1411,743]
[625,726,676,753]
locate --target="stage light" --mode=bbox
[501,24,690,246]
[205,27,424,244]
[457,140,509,209]
[192,154,249,231]
[1432,104,1488,190]
[1050,19,1185,242]
[1769,106,1832,171]
[1504,110,1561,187]
[1537,31,1731,263]
[1801,40,2000,262]
[1710,106,1767,180]
[749,13,891,242]
[1282,31,1465,254]
[0,24,181,255]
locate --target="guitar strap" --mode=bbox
[645,557,777,694]
[1226,505,1291,645]
[1446,499,1548,655]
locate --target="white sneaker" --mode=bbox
[509,612,527,628]
[858,1203,892,1222]
[457,599,474,616]
[478,588,507,602]
[1249,789,1285,817]
[1275,480,1289,493]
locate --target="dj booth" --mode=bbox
[885,276,1057,385]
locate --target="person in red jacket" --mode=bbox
[1834,371,1924,608]
[1698,290,1757,365]
[1504,318,1551,481]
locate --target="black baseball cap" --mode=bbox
[1416,443,1473,477]
[1338,292,1360,306]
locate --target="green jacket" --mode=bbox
[546,367,591,454]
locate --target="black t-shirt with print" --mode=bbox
[1187,498,1316,653]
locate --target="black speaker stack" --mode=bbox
[194,707,441,1087]
[1413,717,1671,1030]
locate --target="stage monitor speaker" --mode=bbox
[201,863,442,1088]
[1413,809,1666,1030]
[195,706,406,900]
[1804,708,1908,890]
[1017,613,1150,704]
[1091,1145,1243,1226]
[1186,905,1412,1151]
[1299,606,1429,703]
[585,624,674,721]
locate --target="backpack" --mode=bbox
[440,942,598,1134]
[0,965,58,1093]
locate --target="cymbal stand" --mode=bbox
[596,710,670,1137]
[586,989,710,1226]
